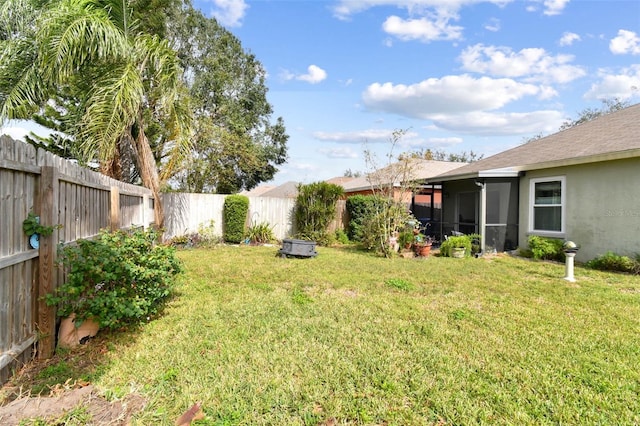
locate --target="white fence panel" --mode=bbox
[162,193,296,241]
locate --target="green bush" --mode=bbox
[334,229,350,245]
[528,235,565,261]
[440,235,472,257]
[345,195,383,242]
[223,195,249,243]
[46,229,183,329]
[294,182,344,245]
[586,251,639,274]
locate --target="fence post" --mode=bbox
[37,166,59,359]
[110,186,120,231]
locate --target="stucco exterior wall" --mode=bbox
[519,157,640,262]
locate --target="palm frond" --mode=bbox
[79,61,143,163]
[38,0,128,83]
[0,39,49,121]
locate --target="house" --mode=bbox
[429,103,640,262]
[339,159,466,233]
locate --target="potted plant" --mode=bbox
[440,235,471,258]
[398,231,414,250]
[22,212,62,249]
[413,233,433,257]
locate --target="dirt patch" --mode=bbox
[0,383,146,425]
[1,335,147,425]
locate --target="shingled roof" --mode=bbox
[433,103,640,181]
[342,159,466,192]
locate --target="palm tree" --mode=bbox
[0,0,192,227]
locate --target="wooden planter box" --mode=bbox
[279,239,317,258]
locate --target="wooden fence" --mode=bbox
[0,136,153,383]
[163,193,297,241]
[162,194,347,242]
[0,136,350,385]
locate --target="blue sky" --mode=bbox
[3,0,639,188]
[194,0,640,186]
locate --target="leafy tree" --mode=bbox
[362,129,418,257]
[406,148,484,163]
[558,98,629,131]
[0,0,193,227]
[343,168,362,178]
[166,4,288,193]
[522,98,631,144]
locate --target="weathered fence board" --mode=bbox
[0,135,154,383]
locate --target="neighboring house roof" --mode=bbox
[341,159,466,192]
[434,103,640,181]
[259,181,299,198]
[325,176,357,186]
[240,185,276,196]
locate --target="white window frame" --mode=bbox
[529,176,566,236]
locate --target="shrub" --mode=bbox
[440,235,472,257]
[246,221,276,244]
[196,220,220,247]
[586,251,639,274]
[334,229,350,245]
[527,235,565,261]
[294,182,344,245]
[46,229,183,329]
[352,198,413,257]
[345,195,383,242]
[223,195,249,243]
[168,220,221,249]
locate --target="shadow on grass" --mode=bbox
[0,317,159,404]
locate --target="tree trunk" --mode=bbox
[100,142,123,181]
[132,126,164,228]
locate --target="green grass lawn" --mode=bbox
[11,245,640,425]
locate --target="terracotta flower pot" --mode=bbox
[414,244,431,257]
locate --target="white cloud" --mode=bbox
[282,65,327,84]
[559,31,580,46]
[0,126,29,140]
[382,14,463,42]
[313,129,419,143]
[610,30,640,55]
[1,120,54,141]
[429,110,565,135]
[332,0,512,20]
[459,43,586,84]
[208,0,248,27]
[362,74,543,119]
[525,0,569,16]
[584,65,640,100]
[318,147,359,159]
[484,18,501,32]
[332,1,511,44]
[542,0,570,16]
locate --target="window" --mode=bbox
[530,177,565,234]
